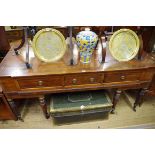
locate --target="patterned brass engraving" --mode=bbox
[109,29,140,61]
[32,28,66,62]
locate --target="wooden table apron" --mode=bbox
[0,69,153,120]
[0,41,155,120]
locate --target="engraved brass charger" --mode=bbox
[109,29,140,61]
[32,28,66,62]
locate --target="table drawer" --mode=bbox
[64,73,103,86]
[104,72,141,83]
[17,76,64,89]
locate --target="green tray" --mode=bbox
[50,90,112,117]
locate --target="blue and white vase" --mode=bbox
[76,29,98,63]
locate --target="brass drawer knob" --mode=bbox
[38,80,43,86]
[90,77,95,83]
[72,78,77,84]
[120,75,125,80]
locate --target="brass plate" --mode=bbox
[32,28,66,62]
[109,29,140,61]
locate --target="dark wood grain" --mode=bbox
[0,27,10,52]
[64,73,103,86]
[0,86,17,120]
[0,26,10,61]
[17,75,64,89]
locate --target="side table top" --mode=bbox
[0,40,155,77]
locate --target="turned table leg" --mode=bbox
[7,99,24,122]
[39,96,50,119]
[133,88,148,112]
[111,89,122,114]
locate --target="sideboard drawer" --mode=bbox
[17,76,64,89]
[104,72,142,83]
[64,73,103,86]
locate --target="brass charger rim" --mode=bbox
[32,28,66,63]
[109,28,140,62]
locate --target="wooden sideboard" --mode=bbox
[0,38,155,121]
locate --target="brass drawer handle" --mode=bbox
[72,78,77,84]
[90,77,95,83]
[120,75,125,80]
[38,80,43,86]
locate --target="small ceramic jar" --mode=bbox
[76,28,98,63]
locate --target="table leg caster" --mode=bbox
[133,106,136,112]
[18,116,24,122]
[111,109,115,114]
[7,99,24,122]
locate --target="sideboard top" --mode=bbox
[0,40,155,77]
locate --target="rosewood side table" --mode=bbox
[0,40,154,121]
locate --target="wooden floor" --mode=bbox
[0,92,155,129]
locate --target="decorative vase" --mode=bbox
[76,28,98,63]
